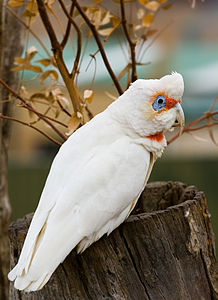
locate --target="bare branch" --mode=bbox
[75,1,123,95]
[60,2,75,49]
[168,108,218,145]
[0,78,67,141]
[87,21,121,69]
[120,0,137,83]
[58,0,81,79]
[0,113,62,146]
[85,105,94,120]
[24,107,68,128]
[5,5,51,59]
[36,0,83,117]
[57,100,71,117]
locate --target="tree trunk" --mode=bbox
[0,3,23,299]
[9,181,218,300]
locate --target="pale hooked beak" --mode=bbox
[174,102,185,136]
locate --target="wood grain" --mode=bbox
[9,182,218,299]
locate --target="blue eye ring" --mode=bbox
[152,95,166,111]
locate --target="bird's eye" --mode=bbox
[152,95,166,111]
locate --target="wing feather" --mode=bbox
[9,112,152,291]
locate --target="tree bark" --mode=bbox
[0,3,23,299]
[9,181,218,300]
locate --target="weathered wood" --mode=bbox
[9,181,218,299]
[0,3,24,299]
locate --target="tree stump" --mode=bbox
[9,181,218,300]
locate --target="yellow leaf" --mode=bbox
[113,0,136,3]
[84,90,94,103]
[30,93,47,101]
[111,16,120,27]
[142,13,154,28]
[26,46,38,60]
[66,113,81,136]
[40,70,58,83]
[162,3,174,10]
[138,0,149,4]
[45,0,55,14]
[158,0,168,3]
[11,65,25,72]
[137,8,145,20]
[25,0,38,15]
[145,1,160,12]
[147,29,158,36]
[98,27,114,36]
[8,0,24,7]
[14,57,25,64]
[101,11,111,26]
[28,65,42,73]
[92,0,102,4]
[36,59,51,67]
[23,0,38,23]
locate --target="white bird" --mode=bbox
[8,72,184,292]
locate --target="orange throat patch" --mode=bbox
[145,132,164,142]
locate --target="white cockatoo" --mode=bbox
[8,72,184,292]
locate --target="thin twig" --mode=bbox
[5,5,51,58]
[120,0,137,83]
[139,20,173,63]
[36,0,82,117]
[58,0,81,79]
[75,1,123,95]
[85,105,94,120]
[168,110,218,145]
[61,2,75,49]
[87,21,121,70]
[57,100,71,117]
[0,78,67,140]
[0,113,62,146]
[25,106,68,128]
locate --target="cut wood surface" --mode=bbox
[9,181,218,299]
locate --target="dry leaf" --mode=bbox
[113,0,136,3]
[30,93,48,101]
[23,0,38,23]
[137,8,145,19]
[104,91,117,101]
[92,0,102,3]
[111,16,120,26]
[101,11,111,26]
[8,0,24,7]
[138,0,149,4]
[187,132,208,143]
[14,57,25,64]
[45,0,55,13]
[28,65,42,73]
[145,1,160,12]
[158,0,168,3]
[118,64,131,81]
[84,90,94,103]
[162,3,174,10]
[26,46,38,60]
[98,27,114,36]
[40,70,58,83]
[142,13,154,28]
[36,59,51,67]
[66,113,81,136]
[12,64,42,73]
[147,29,158,36]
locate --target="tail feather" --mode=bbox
[12,271,52,292]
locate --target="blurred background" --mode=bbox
[8,0,218,251]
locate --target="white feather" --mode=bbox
[8,72,184,291]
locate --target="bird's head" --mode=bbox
[112,72,184,141]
